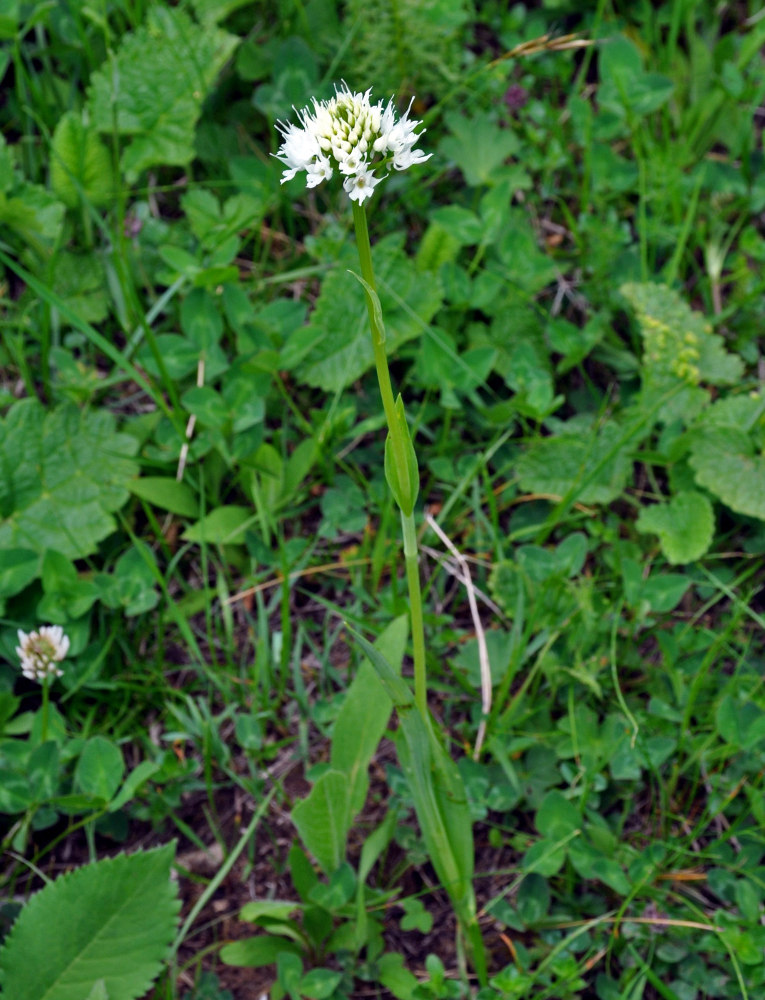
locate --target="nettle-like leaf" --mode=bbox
[0,844,180,1000]
[636,490,715,564]
[516,418,636,505]
[86,7,238,179]
[50,111,116,209]
[621,281,743,423]
[686,394,765,520]
[0,399,139,559]
[286,234,442,393]
[689,427,765,520]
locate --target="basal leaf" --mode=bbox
[516,418,634,504]
[331,615,408,818]
[636,490,715,563]
[0,399,139,559]
[289,235,442,393]
[689,427,765,520]
[291,770,350,875]
[86,7,238,179]
[0,844,180,1000]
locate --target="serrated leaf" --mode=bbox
[50,111,116,209]
[622,282,743,425]
[0,399,139,559]
[86,7,238,179]
[288,235,442,393]
[516,419,634,504]
[636,490,714,563]
[0,844,180,1000]
[689,427,765,520]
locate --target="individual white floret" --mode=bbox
[343,166,382,203]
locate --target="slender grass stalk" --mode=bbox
[351,200,428,721]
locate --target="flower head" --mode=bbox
[275,84,431,203]
[16,625,69,683]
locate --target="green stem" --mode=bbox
[41,679,50,744]
[352,200,428,720]
[401,510,427,719]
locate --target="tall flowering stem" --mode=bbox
[274,85,487,983]
[351,200,428,721]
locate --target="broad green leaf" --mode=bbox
[290,769,350,875]
[182,506,254,545]
[598,36,674,117]
[430,206,484,245]
[636,491,714,563]
[128,477,198,517]
[50,252,110,325]
[220,935,301,967]
[0,399,139,559]
[516,418,634,504]
[0,549,39,599]
[331,615,408,818]
[50,111,116,209]
[287,235,442,393]
[95,545,159,617]
[439,110,521,186]
[535,790,581,840]
[0,844,180,1000]
[75,736,125,802]
[522,837,568,877]
[180,288,223,351]
[689,427,765,520]
[568,840,631,895]
[109,760,161,813]
[621,558,690,614]
[298,968,343,999]
[86,7,238,179]
[377,951,419,1000]
[0,181,65,256]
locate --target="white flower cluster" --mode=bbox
[275,84,432,203]
[16,625,69,683]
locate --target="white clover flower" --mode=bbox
[274,83,431,202]
[16,625,69,683]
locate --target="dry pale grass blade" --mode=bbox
[490,32,595,68]
[425,513,492,759]
[176,357,205,482]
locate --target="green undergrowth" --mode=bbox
[1,1,765,998]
